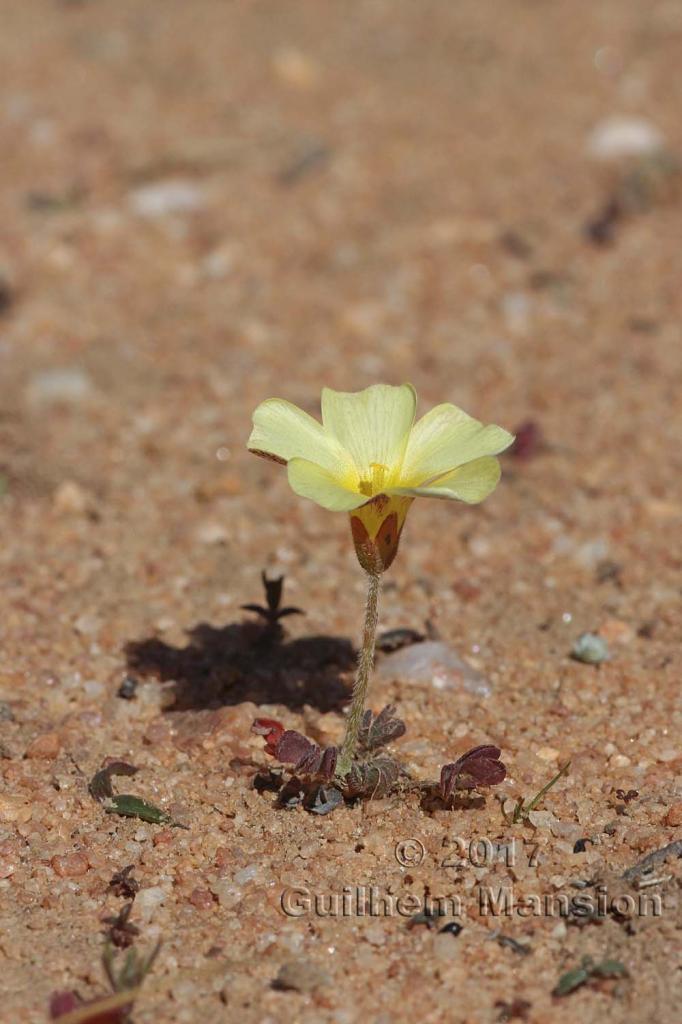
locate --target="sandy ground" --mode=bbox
[0,1,681,1021]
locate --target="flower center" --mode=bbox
[358,462,388,497]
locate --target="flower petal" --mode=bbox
[400,403,514,486]
[392,456,502,503]
[321,383,416,481]
[248,398,350,476]
[288,458,367,511]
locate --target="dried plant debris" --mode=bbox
[492,933,532,956]
[622,839,682,883]
[89,761,139,802]
[508,762,571,824]
[89,759,187,827]
[109,865,140,900]
[375,628,425,652]
[553,956,629,997]
[439,921,463,937]
[495,998,532,1022]
[585,149,681,245]
[406,905,447,930]
[241,571,304,631]
[49,940,160,1023]
[102,903,140,949]
[253,715,506,810]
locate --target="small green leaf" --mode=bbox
[592,959,629,980]
[553,964,590,997]
[511,762,571,823]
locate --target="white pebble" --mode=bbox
[129,179,205,218]
[135,886,168,919]
[587,116,664,161]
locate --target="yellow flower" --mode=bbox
[248,383,514,572]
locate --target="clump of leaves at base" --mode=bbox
[251,711,506,812]
[252,708,405,807]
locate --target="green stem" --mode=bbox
[336,568,381,778]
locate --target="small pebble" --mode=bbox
[74,614,102,637]
[536,746,560,763]
[52,480,90,515]
[272,48,320,90]
[234,864,261,885]
[0,859,17,878]
[274,959,331,993]
[571,633,610,665]
[363,925,386,947]
[609,754,631,769]
[189,888,216,910]
[128,179,205,218]
[51,852,89,877]
[118,676,138,700]
[195,522,229,545]
[598,618,634,645]
[25,731,61,760]
[210,881,243,909]
[527,810,556,829]
[664,803,682,827]
[27,368,93,405]
[377,641,491,697]
[587,115,665,161]
[135,886,168,919]
[0,795,32,823]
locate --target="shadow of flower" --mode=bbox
[125,617,356,713]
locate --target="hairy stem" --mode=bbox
[336,569,381,778]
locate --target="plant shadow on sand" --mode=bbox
[124,575,356,713]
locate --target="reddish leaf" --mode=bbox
[274,730,316,765]
[50,992,134,1024]
[510,420,543,460]
[318,746,338,781]
[50,992,81,1018]
[251,718,285,755]
[252,720,340,780]
[440,745,506,800]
